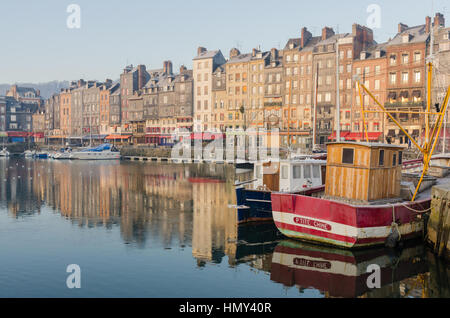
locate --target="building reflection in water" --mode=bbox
[1,158,448,297]
[0,158,42,217]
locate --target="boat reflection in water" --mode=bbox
[270,240,429,298]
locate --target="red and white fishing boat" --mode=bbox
[271,142,440,249]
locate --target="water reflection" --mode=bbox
[270,240,450,298]
[0,157,449,298]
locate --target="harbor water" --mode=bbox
[0,158,449,298]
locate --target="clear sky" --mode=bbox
[0,0,448,84]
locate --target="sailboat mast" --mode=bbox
[313,64,319,148]
[288,79,292,149]
[336,37,341,142]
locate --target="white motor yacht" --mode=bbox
[71,144,121,160]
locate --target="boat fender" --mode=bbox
[386,206,402,248]
[385,228,400,248]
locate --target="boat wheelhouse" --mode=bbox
[271,142,435,249]
[235,159,326,224]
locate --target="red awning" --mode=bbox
[7,132,32,137]
[329,131,382,141]
[189,133,225,140]
[33,132,45,138]
[346,132,383,141]
[328,131,351,140]
[105,135,131,140]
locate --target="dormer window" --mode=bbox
[375,50,381,59]
[402,34,411,43]
[360,52,367,60]
[289,43,295,49]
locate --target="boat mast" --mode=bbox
[89,109,92,147]
[336,35,341,142]
[287,79,292,152]
[313,63,319,149]
[426,8,434,153]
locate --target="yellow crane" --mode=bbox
[356,62,450,202]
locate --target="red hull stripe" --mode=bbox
[271,193,430,228]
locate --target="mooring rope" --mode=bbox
[391,206,402,241]
[399,203,432,214]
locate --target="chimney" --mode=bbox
[434,13,445,28]
[197,47,207,56]
[180,65,187,73]
[270,48,278,61]
[425,17,431,33]
[322,27,335,41]
[301,27,312,48]
[137,64,147,90]
[36,89,40,97]
[252,48,259,57]
[163,61,168,74]
[398,23,409,33]
[167,61,173,75]
[230,48,240,59]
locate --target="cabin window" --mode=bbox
[379,150,385,166]
[342,148,354,164]
[281,166,289,179]
[303,165,311,179]
[313,165,320,179]
[293,166,302,179]
[393,154,397,166]
[399,152,403,165]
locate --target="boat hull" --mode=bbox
[35,153,48,159]
[271,192,429,249]
[235,187,273,224]
[71,152,121,160]
[53,153,72,160]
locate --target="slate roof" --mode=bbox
[387,24,429,46]
[355,42,388,61]
[193,50,221,60]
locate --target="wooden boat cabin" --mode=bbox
[325,142,405,204]
[253,159,326,192]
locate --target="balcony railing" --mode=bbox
[264,102,282,107]
[384,101,425,108]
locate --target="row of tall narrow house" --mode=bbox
[0,87,42,143]
[33,13,450,150]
